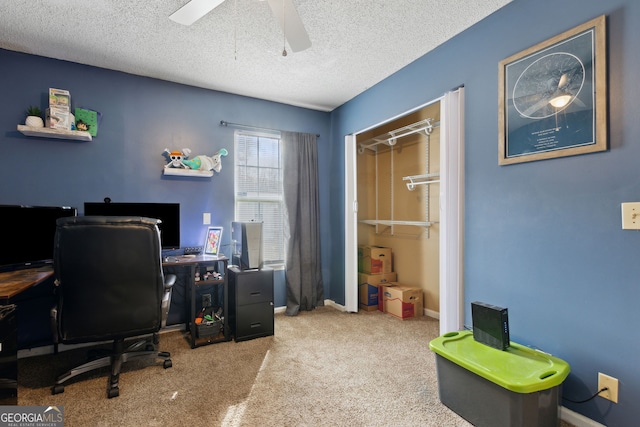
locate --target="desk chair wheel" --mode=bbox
[163,359,172,369]
[52,384,64,395]
[108,387,119,399]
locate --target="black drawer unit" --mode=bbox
[228,266,274,342]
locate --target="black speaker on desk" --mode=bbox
[471,301,510,350]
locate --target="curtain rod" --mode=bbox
[219,120,320,138]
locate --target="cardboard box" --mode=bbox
[74,107,99,136]
[358,272,397,310]
[381,284,423,319]
[359,303,378,312]
[358,245,392,274]
[359,283,379,307]
[49,88,71,108]
[46,107,71,130]
[358,272,397,286]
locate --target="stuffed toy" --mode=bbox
[163,148,192,169]
[163,148,228,173]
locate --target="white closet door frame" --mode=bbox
[439,87,465,334]
[344,88,464,330]
[344,133,359,313]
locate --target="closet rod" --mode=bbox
[220,120,320,138]
[358,118,439,153]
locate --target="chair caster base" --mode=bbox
[107,386,120,399]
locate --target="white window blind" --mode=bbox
[234,131,284,265]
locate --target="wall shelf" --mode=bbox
[360,219,436,227]
[163,167,213,177]
[17,125,92,141]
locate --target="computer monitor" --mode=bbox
[84,201,181,249]
[0,205,78,271]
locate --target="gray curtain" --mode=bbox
[282,131,324,316]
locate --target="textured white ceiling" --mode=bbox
[0,0,511,112]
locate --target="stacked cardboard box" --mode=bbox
[357,245,423,318]
[358,271,396,310]
[357,245,395,311]
[379,284,423,320]
[46,88,71,130]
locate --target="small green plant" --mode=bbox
[26,106,42,117]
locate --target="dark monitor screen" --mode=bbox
[83,202,181,249]
[0,205,78,271]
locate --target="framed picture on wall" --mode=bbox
[204,226,223,256]
[498,15,607,165]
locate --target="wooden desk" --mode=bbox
[162,254,227,266]
[0,266,54,304]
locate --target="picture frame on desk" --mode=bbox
[204,226,223,256]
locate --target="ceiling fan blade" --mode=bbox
[266,0,311,52]
[169,0,226,26]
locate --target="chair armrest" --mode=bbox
[164,274,176,290]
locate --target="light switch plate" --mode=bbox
[203,212,211,225]
[621,202,640,229]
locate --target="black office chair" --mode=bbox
[50,216,176,398]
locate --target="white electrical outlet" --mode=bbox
[203,212,211,225]
[598,372,619,403]
[621,202,640,229]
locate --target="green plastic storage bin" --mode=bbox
[429,330,570,427]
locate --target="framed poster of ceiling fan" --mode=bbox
[169,0,311,54]
[498,15,607,165]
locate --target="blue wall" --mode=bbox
[330,0,639,425]
[3,0,639,424]
[0,48,330,308]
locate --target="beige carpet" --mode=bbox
[17,306,574,426]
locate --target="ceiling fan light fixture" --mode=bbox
[549,94,572,108]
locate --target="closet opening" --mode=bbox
[344,87,464,334]
[356,102,441,317]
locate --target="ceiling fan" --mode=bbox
[169,0,311,53]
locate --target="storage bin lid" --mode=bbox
[429,330,570,393]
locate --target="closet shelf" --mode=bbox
[358,118,438,153]
[360,219,436,228]
[17,125,92,141]
[403,173,440,191]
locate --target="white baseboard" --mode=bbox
[316,299,441,319]
[325,299,346,311]
[560,406,605,427]
[425,308,439,319]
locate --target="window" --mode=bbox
[234,131,284,265]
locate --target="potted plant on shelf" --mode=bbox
[25,106,44,128]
